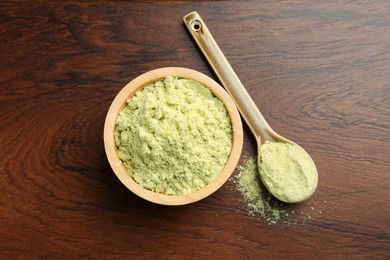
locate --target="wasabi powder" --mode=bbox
[258,141,318,203]
[236,156,291,224]
[236,156,318,224]
[115,76,233,195]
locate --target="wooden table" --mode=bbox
[1,1,389,258]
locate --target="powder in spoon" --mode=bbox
[258,141,318,203]
[115,76,233,195]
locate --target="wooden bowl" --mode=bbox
[104,67,243,205]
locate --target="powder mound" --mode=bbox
[258,141,318,203]
[115,76,233,195]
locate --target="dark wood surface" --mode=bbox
[1,1,389,258]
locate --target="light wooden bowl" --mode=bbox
[104,67,243,205]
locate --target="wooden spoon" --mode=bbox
[183,11,318,203]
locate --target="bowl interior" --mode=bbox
[104,67,243,205]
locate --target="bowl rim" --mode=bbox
[104,67,243,205]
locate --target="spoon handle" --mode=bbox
[183,11,272,143]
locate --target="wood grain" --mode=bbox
[1,1,389,258]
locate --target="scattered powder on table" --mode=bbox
[115,76,233,195]
[236,156,318,224]
[236,156,292,224]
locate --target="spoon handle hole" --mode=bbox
[191,20,202,32]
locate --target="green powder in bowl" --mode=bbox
[114,76,233,195]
